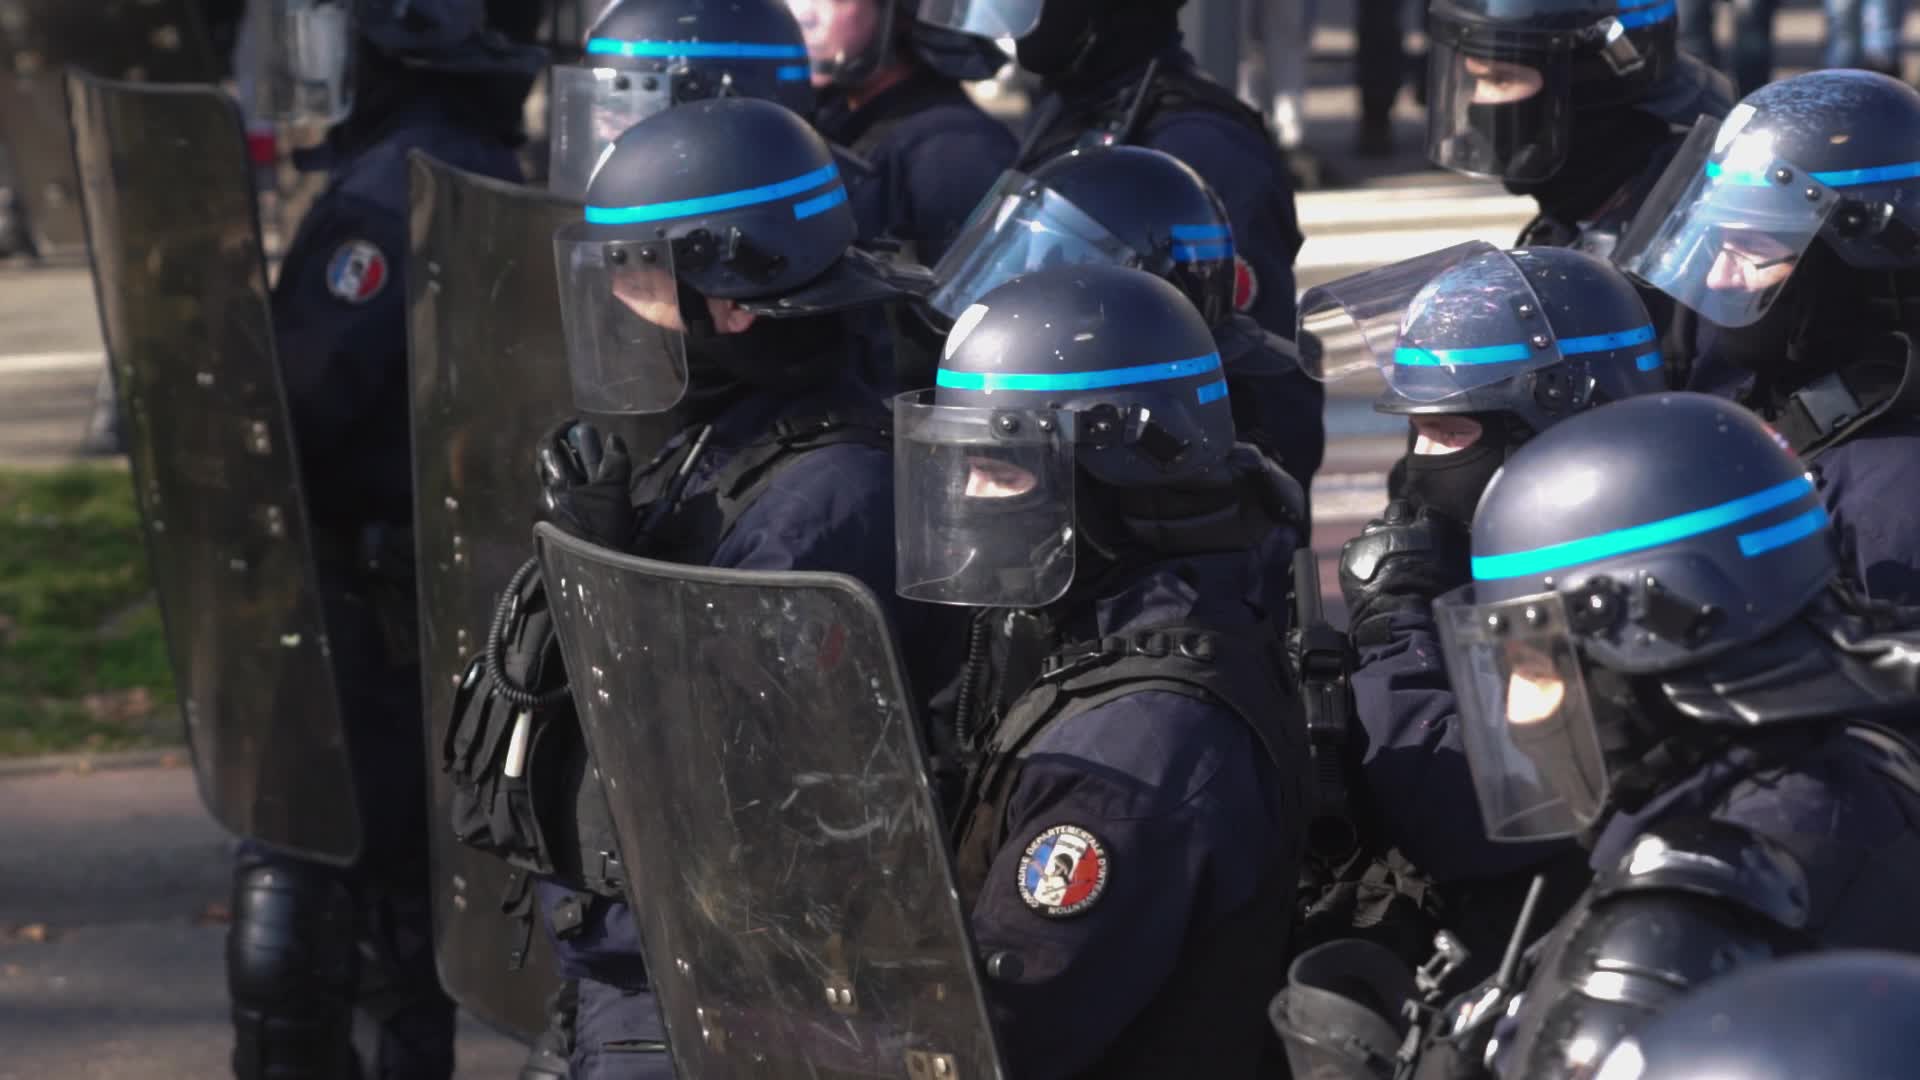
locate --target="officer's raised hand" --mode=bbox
[1339,500,1471,646]
[537,419,637,550]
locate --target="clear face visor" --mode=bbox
[1298,241,1565,404]
[1435,590,1610,842]
[1426,32,1572,183]
[928,171,1140,320]
[915,0,1043,41]
[546,66,673,201]
[1613,117,1843,328]
[554,224,690,414]
[893,390,1078,608]
[248,0,356,126]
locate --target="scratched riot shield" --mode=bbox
[535,522,1007,1079]
[68,72,359,862]
[2,0,219,257]
[406,152,678,1037]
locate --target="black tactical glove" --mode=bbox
[1339,500,1472,647]
[536,419,637,551]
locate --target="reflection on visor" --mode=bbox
[1436,591,1609,842]
[930,173,1138,319]
[1614,118,1843,328]
[894,392,1077,608]
[916,0,1043,40]
[554,226,690,414]
[1295,241,1499,383]
[547,66,674,200]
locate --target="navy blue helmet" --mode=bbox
[1433,392,1833,840]
[1617,70,1920,329]
[1594,951,1920,1080]
[1300,242,1667,438]
[896,265,1234,607]
[930,145,1237,327]
[555,97,929,413]
[545,0,815,198]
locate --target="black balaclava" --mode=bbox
[676,283,854,424]
[1401,415,1514,525]
[1505,106,1671,224]
[1016,0,1178,87]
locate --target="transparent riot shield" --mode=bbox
[67,72,359,863]
[3,0,219,257]
[534,522,1008,1079]
[406,152,676,1038]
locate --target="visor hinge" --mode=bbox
[1567,576,1627,635]
[723,226,787,284]
[1593,18,1647,76]
[1636,576,1724,646]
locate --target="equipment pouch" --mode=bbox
[442,562,572,876]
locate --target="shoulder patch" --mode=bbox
[1233,254,1259,313]
[1016,824,1109,917]
[325,239,389,304]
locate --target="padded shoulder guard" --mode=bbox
[1499,819,1811,1079]
[1592,817,1812,930]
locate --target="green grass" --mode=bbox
[0,466,178,755]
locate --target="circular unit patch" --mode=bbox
[326,239,389,304]
[1016,824,1109,918]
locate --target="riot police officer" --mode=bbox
[544,0,816,199]
[535,95,933,1078]
[1412,392,1920,1078]
[904,264,1311,1077]
[229,2,543,1077]
[1297,244,1667,963]
[1594,951,1920,1080]
[923,143,1326,498]
[787,0,1016,266]
[1614,69,1920,606]
[919,0,1304,343]
[1426,0,1732,264]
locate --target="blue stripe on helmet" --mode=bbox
[1395,324,1652,368]
[1737,506,1829,557]
[1708,158,1920,188]
[1811,160,1920,187]
[585,163,840,225]
[1394,342,1534,367]
[1196,379,1229,404]
[1559,324,1656,355]
[1472,475,1818,581]
[777,64,811,81]
[936,352,1222,393]
[1615,0,1676,27]
[792,185,847,220]
[585,38,808,59]
[1170,223,1231,241]
[1635,352,1664,371]
[1172,241,1234,263]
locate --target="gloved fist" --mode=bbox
[536,419,637,550]
[1338,500,1472,646]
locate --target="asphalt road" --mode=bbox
[0,760,527,1080]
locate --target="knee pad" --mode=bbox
[226,856,360,1080]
